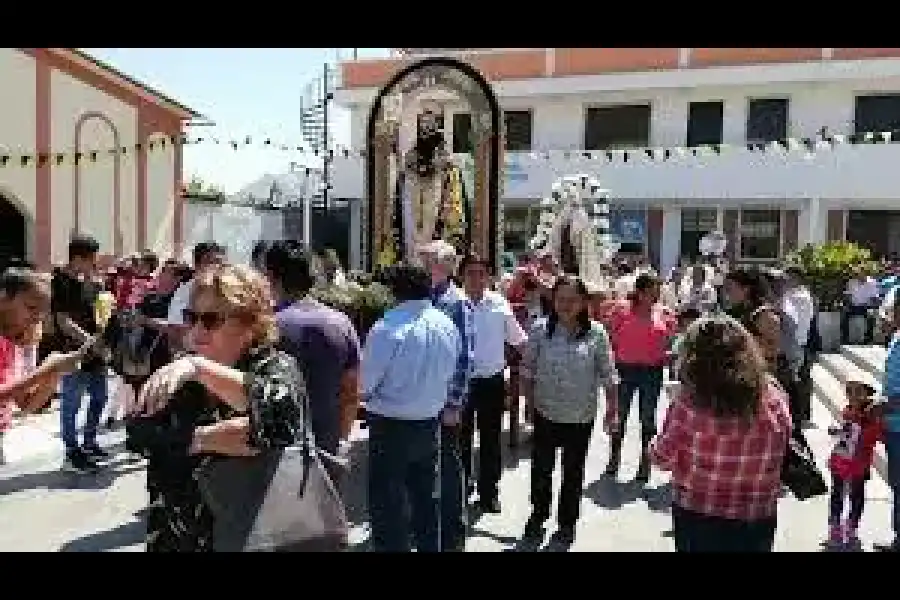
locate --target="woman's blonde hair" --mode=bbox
[191,263,278,346]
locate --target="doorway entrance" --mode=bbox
[847,210,900,259]
[0,196,27,268]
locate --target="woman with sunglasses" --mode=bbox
[126,263,308,552]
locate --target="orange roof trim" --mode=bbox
[339,48,900,90]
[45,48,205,121]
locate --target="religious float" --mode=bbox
[363,57,503,270]
[529,174,620,285]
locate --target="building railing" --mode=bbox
[328,140,900,202]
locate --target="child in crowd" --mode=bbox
[0,269,83,464]
[827,376,884,548]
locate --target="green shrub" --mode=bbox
[311,281,395,338]
[784,242,879,311]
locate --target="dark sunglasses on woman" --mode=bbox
[182,309,227,330]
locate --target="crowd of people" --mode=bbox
[0,234,899,552]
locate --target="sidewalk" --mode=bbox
[1,375,130,467]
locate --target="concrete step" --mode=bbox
[841,345,887,381]
[811,358,889,481]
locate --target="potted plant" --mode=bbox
[784,241,878,351]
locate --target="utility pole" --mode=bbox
[321,62,332,214]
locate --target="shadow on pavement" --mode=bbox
[0,444,142,495]
[540,531,574,552]
[502,435,532,470]
[643,481,672,513]
[584,476,644,509]
[469,524,519,546]
[59,518,144,552]
[501,534,543,553]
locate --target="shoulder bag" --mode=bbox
[193,364,349,552]
[781,425,828,501]
[766,375,827,501]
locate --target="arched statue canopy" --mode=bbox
[364,57,502,271]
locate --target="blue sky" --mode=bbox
[83,48,390,193]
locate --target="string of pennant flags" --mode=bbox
[2,129,899,169]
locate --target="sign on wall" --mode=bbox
[610,209,646,245]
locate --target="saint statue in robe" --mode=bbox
[400,110,466,259]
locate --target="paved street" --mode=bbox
[0,389,894,552]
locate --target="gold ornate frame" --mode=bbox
[364,57,503,270]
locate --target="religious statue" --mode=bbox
[531,175,619,289]
[397,110,468,260]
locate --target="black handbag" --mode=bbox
[781,427,828,501]
[193,375,349,552]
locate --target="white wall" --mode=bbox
[50,66,138,262]
[332,141,900,204]
[183,202,285,265]
[335,74,900,204]
[0,48,37,257]
[145,133,175,256]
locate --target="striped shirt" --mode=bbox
[431,280,474,408]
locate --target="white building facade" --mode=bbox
[0,48,199,268]
[332,48,900,273]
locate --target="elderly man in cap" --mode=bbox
[419,239,474,551]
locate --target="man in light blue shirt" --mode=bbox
[879,304,900,552]
[362,264,460,553]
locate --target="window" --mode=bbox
[739,209,781,260]
[686,101,724,147]
[584,104,651,150]
[680,208,718,259]
[503,206,532,252]
[854,94,900,135]
[504,110,533,151]
[746,98,789,143]
[452,112,472,153]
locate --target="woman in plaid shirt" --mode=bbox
[651,315,792,552]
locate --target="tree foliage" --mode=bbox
[785,241,879,311]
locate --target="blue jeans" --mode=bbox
[60,369,108,451]
[367,414,441,552]
[616,365,665,439]
[884,431,900,542]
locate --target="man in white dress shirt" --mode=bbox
[165,242,226,348]
[459,252,527,513]
[678,265,718,314]
[781,266,817,422]
[842,268,880,344]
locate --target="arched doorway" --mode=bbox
[0,195,28,268]
[364,56,503,271]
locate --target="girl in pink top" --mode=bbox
[605,273,678,483]
[0,268,82,464]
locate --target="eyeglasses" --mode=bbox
[183,309,228,330]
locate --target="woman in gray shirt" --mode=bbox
[521,275,619,544]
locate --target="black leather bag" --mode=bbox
[781,428,828,501]
[192,381,349,552]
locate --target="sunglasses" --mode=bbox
[183,309,229,330]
